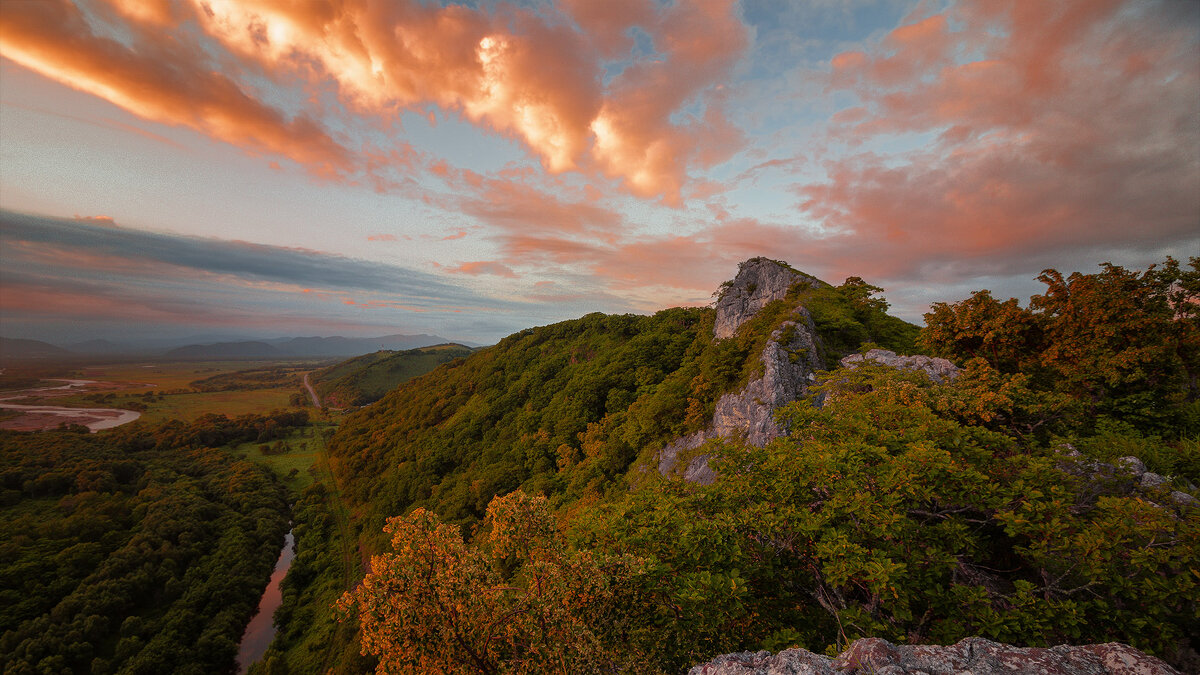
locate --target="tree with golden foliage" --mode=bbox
[337,491,651,674]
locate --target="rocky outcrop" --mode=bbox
[659,310,825,484]
[688,637,1181,675]
[840,348,960,383]
[1058,446,1199,509]
[714,258,826,340]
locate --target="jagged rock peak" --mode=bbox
[687,637,1180,675]
[714,258,827,340]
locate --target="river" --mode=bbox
[0,379,141,432]
[235,529,296,673]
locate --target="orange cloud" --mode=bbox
[561,0,655,57]
[588,0,748,201]
[6,0,750,202]
[808,0,1200,281]
[0,0,353,177]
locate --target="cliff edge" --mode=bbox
[689,637,1181,675]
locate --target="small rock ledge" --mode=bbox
[688,637,1180,675]
[840,348,960,383]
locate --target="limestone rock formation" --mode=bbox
[714,258,826,340]
[687,637,1180,675]
[659,310,825,484]
[1056,446,1199,509]
[840,348,960,384]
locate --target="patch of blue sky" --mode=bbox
[397,108,531,176]
[740,0,915,72]
[845,129,948,165]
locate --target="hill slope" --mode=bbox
[328,259,918,538]
[165,340,284,359]
[310,343,475,407]
[0,337,71,361]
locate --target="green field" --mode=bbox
[7,360,328,424]
[224,424,334,491]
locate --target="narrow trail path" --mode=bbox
[302,372,320,408]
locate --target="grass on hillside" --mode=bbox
[225,425,332,491]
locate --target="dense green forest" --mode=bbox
[311,344,475,408]
[0,411,307,674]
[333,258,1198,673]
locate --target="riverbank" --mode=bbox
[0,379,142,432]
[236,529,296,673]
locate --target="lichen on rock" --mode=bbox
[714,257,826,340]
[687,637,1181,675]
[840,348,960,384]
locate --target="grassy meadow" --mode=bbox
[5,359,330,423]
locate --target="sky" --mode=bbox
[1,0,1197,345]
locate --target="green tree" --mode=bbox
[921,258,1199,434]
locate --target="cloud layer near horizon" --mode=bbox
[0,210,541,341]
[0,0,1196,340]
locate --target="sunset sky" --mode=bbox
[1,0,1197,345]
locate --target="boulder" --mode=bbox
[688,637,1181,675]
[659,311,824,484]
[840,348,960,384]
[1116,456,1148,477]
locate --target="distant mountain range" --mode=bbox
[0,333,480,361]
[0,337,72,360]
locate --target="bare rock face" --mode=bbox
[1055,447,1199,509]
[688,637,1181,675]
[659,310,825,484]
[714,258,826,340]
[840,348,960,384]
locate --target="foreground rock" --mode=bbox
[688,637,1180,675]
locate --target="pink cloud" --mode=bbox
[6,0,751,202]
[367,234,398,242]
[804,0,1199,282]
[446,261,518,279]
[0,0,354,178]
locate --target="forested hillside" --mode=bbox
[311,344,475,408]
[331,257,1198,674]
[327,276,917,545]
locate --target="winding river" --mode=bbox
[235,529,296,673]
[0,379,141,432]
